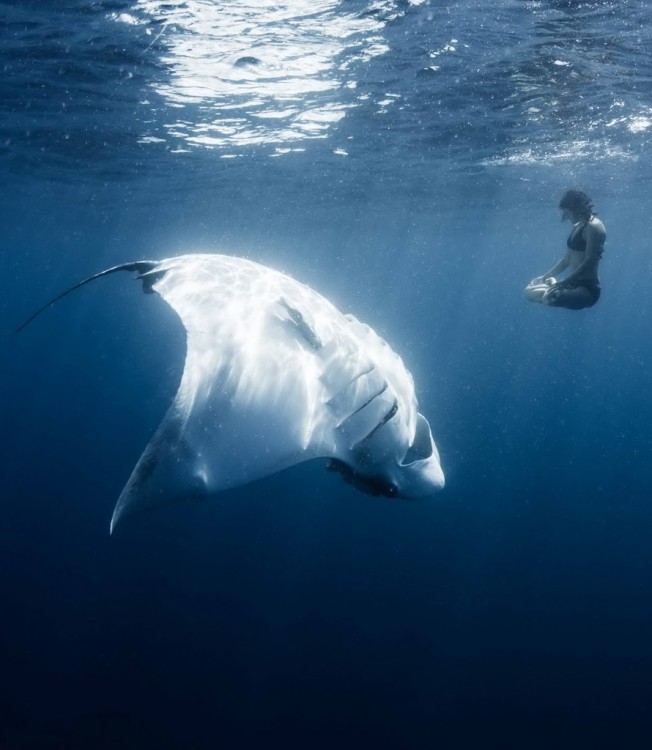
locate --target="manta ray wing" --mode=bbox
[111,255,403,527]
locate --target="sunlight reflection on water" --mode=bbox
[117,0,402,154]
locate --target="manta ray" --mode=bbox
[20,254,445,532]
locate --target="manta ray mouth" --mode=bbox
[400,413,435,466]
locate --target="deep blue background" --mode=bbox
[2,176,652,749]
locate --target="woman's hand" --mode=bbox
[531,275,555,287]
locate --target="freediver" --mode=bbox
[524,189,606,310]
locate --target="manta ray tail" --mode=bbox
[16,261,160,333]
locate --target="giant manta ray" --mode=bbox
[21,254,445,532]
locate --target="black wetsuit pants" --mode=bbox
[547,282,601,310]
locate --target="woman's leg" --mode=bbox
[524,278,555,304]
[543,285,599,309]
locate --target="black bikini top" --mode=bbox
[567,220,588,252]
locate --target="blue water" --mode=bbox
[2,1,652,747]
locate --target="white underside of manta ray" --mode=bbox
[20,254,445,532]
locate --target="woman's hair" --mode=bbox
[559,189,594,218]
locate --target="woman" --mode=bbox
[524,189,606,310]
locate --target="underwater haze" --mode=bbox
[2,1,652,747]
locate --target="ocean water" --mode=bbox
[2,1,652,747]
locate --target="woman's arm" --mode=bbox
[543,252,570,279]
